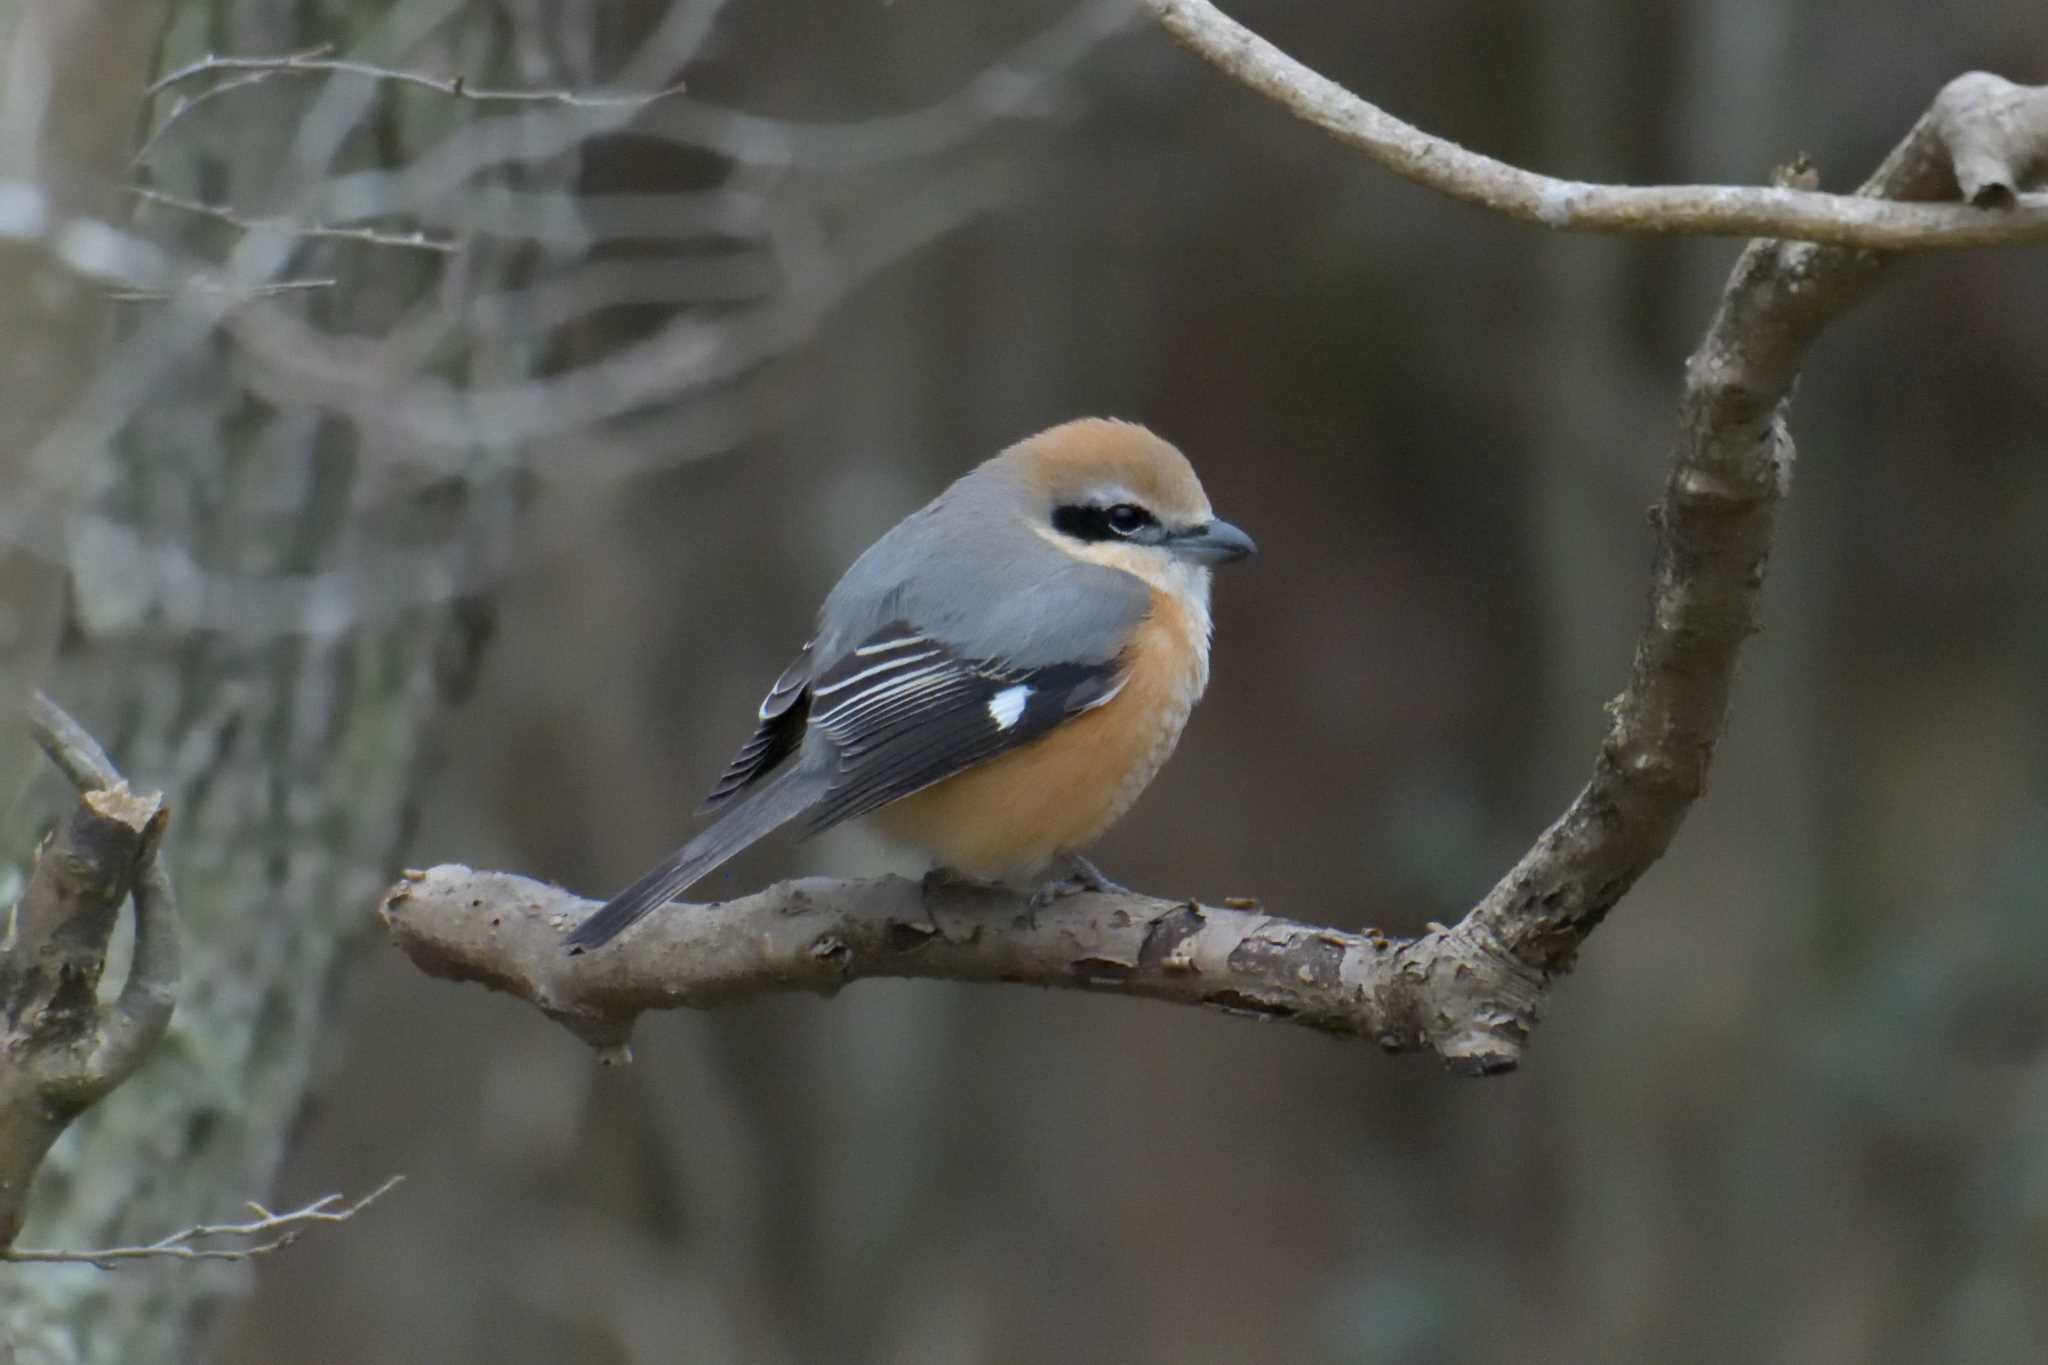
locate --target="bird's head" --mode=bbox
[998,418,1256,590]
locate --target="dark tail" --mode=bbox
[565,766,819,951]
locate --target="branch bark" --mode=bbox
[383,867,1543,1068]
[383,21,2048,1075]
[0,695,177,1248]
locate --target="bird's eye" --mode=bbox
[1105,503,1152,536]
[1051,501,1158,543]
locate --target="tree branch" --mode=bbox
[1142,0,2048,250]
[380,867,1544,1070]
[382,26,2048,1075]
[0,697,177,1248]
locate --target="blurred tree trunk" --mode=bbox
[0,0,161,738]
[0,2,552,1359]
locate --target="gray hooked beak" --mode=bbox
[1169,518,1257,564]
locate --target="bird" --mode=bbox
[564,417,1256,951]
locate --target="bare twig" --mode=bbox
[0,183,339,315]
[134,46,683,169]
[132,186,457,254]
[146,49,686,106]
[1143,0,2048,250]
[142,42,333,98]
[2,1177,404,1268]
[106,278,338,301]
[131,45,336,165]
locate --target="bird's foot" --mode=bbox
[922,864,976,895]
[1028,852,1129,909]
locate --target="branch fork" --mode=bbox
[1,695,180,1249]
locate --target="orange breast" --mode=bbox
[869,588,1210,880]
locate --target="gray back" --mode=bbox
[814,458,1148,670]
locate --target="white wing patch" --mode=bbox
[987,684,1032,730]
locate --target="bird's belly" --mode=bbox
[869,593,1208,881]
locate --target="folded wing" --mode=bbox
[798,623,1127,833]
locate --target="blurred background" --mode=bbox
[3,1,2046,1362]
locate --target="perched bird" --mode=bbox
[565,418,1255,950]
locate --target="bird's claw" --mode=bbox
[1028,853,1129,908]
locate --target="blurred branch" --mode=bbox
[386,31,2048,1075]
[9,7,1109,645]
[146,48,686,106]
[0,695,176,1248]
[116,3,1119,499]
[2,1177,403,1268]
[223,156,1023,466]
[381,867,1539,1066]
[618,0,1134,170]
[0,181,332,299]
[135,44,686,167]
[106,278,337,301]
[1144,0,2048,249]
[28,689,120,789]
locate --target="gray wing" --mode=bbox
[814,479,1149,669]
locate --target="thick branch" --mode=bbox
[0,698,178,1249]
[1144,0,2048,250]
[1459,60,2031,982]
[382,867,1544,1071]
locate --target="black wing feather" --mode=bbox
[798,626,1122,835]
[701,644,814,811]
[572,625,1121,950]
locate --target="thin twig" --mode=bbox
[146,49,686,106]
[1143,0,2048,250]
[1,1177,404,1268]
[132,45,337,165]
[143,43,333,97]
[131,186,458,254]
[105,278,337,301]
